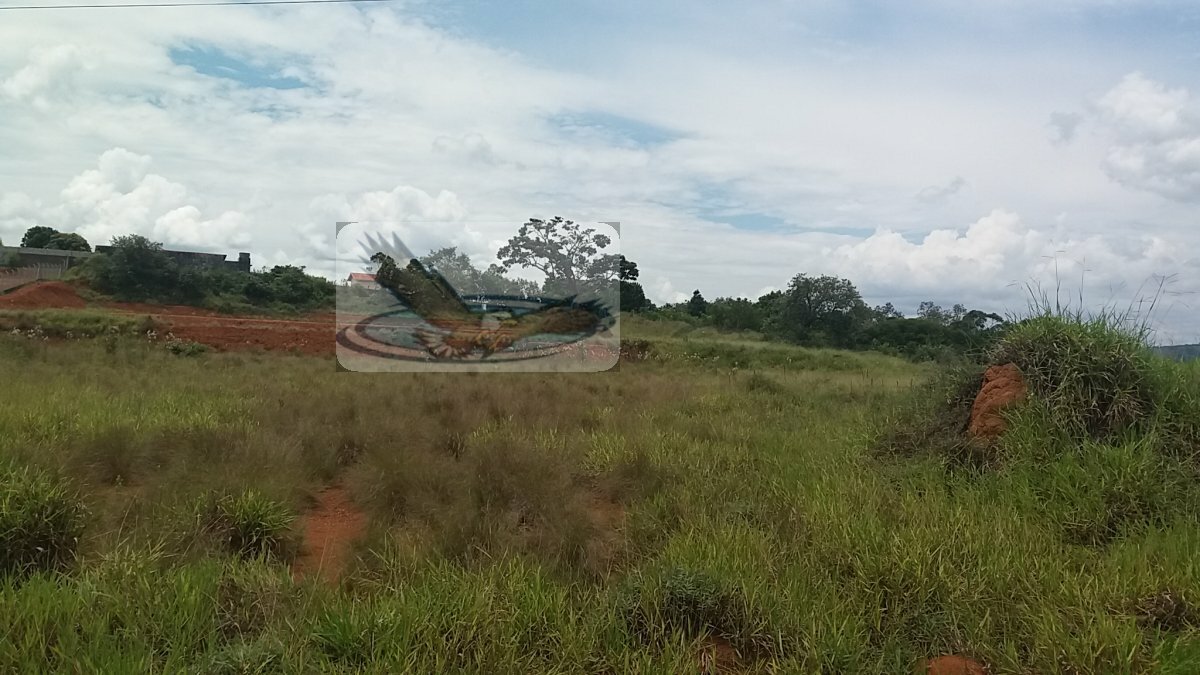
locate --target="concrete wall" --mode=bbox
[2,244,251,275]
[93,246,251,272]
[0,245,91,270]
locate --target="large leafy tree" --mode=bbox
[20,226,59,249]
[45,232,91,252]
[686,289,708,317]
[19,226,90,252]
[496,217,620,297]
[775,273,870,347]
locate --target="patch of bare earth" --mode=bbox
[584,492,626,575]
[0,281,87,309]
[292,484,367,584]
[919,654,988,675]
[698,635,740,674]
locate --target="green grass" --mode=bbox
[0,308,158,339]
[2,318,1200,673]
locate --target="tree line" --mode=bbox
[642,277,1005,361]
[6,220,1007,360]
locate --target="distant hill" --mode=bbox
[1156,344,1200,361]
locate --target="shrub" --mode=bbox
[0,462,87,576]
[166,338,209,357]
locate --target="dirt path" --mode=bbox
[292,484,367,584]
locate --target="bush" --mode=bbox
[0,463,87,577]
[166,338,209,357]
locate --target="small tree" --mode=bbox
[687,290,708,317]
[618,255,653,312]
[93,235,179,300]
[874,302,903,320]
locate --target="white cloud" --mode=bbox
[1095,73,1200,201]
[3,148,252,251]
[1,44,85,107]
[916,176,967,203]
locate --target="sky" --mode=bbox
[2,0,1199,342]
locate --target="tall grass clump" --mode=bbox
[193,491,296,560]
[0,462,87,576]
[993,306,1157,441]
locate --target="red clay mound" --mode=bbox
[292,484,367,584]
[968,363,1027,440]
[0,281,86,309]
[920,655,988,675]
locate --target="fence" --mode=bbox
[0,265,66,294]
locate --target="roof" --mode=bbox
[348,272,377,281]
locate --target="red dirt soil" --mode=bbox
[920,655,988,675]
[156,314,334,356]
[1,281,337,355]
[0,281,87,309]
[292,484,367,584]
[698,636,739,674]
[968,363,1027,440]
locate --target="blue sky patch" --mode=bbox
[548,111,683,146]
[170,45,308,90]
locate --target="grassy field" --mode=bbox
[2,315,1199,673]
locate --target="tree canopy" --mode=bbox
[773,274,870,347]
[496,217,620,297]
[20,226,91,252]
[421,246,540,297]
